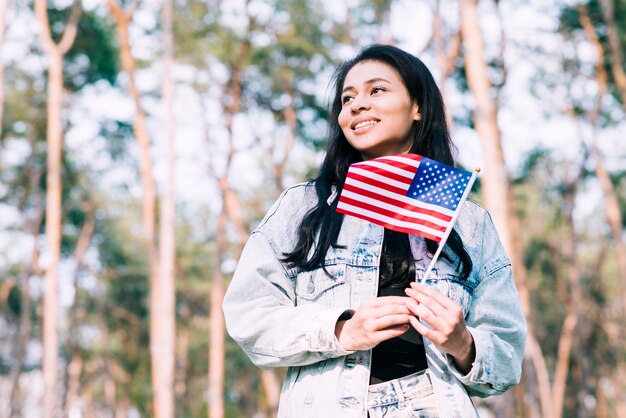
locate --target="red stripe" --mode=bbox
[361,163,415,185]
[337,206,442,242]
[371,155,421,173]
[346,172,408,195]
[342,183,452,222]
[338,195,447,232]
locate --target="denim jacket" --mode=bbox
[223,182,527,418]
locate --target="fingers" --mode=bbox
[402,297,441,329]
[405,283,463,321]
[363,295,415,310]
[376,325,410,342]
[365,314,412,332]
[410,282,461,313]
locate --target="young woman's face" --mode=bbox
[338,60,420,160]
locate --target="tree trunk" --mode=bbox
[42,49,63,418]
[155,0,177,416]
[552,173,583,418]
[63,354,83,416]
[578,10,626,413]
[460,0,511,251]
[0,0,8,151]
[82,377,96,418]
[9,272,33,418]
[175,318,190,415]
[206,14,253,416]
[460,1,552,416]
[9,130,44,418]
[34,1,81,416]
[598,0,626,110]
[107,2,166,416]
[260,369,281,416]
[208,208,227,418]
[106,0,158,279]
[62,201,95,416]
[432,0,461,121]
[271,86,298,194]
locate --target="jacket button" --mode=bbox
[442,371,451,382]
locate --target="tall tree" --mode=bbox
[106,1,170,416]
[0,0,7,148]
[598,0,626,109]
[576,5,626,414]
[8,128,44,418]
[34,0,81,416]
[157,0,177,415]
[459,0,553,416]
[551,162,586,418]
[62,199,95,417]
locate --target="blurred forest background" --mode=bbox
[0,0,625,417]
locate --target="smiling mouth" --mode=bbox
[353,120,379,130]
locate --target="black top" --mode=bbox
[369,286,428,384]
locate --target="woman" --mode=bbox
[223,44,526,417]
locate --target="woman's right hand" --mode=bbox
[334,296,413,351]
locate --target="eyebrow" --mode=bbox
[342,77,392,94]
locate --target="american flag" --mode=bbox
[336,154,475,242]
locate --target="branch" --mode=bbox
[58,0,81,55]
[35,0,82,55]
[34,0,55,54]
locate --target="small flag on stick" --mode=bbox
[336,153,479,281]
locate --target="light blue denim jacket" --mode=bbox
[223,182,527,418]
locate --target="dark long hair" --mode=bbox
[282,44,472,284]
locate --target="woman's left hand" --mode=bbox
[403,282,476,374]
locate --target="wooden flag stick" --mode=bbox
[418,167,481,283]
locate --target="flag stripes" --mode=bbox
[336,154,472,242]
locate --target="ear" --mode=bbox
[413,104,421,121]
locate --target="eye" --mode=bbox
[371,86,386,95]
[341,95,354,105]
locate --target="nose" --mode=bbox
[350,94,371,113]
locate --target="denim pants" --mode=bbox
[367,370,440,418]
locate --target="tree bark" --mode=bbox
[460,0,511,250]
[62,201,95,416]
[107,2,168,416]
[206,8,254,416]
[578,10,626,414]
[9,129,44,418]
[208,208,227,418]
[432,0,461,105]
[598,0,626,111]
[552,169,584,418]
[459,1,552,416]
[260,369,281,416]
[155,0,177,416]
[0,0,8,151]
[34,1,81,416]
[107,0,158,275]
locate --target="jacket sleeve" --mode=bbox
[446,210,527,397]
[222,230,354,368]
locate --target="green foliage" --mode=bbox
[98,120,134,162]
[46,7,120,90]
[558,0,626,113]
[7,285,21,316]
[609,170,626,228]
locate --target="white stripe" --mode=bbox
[357,160,415,179]
[375,155,421,167]
[337,202,444,238]
[344,177,456,217]
[350,166,411,190]
[340,189,449,227]
[353,155,420,170]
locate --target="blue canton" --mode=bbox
[406,157,472,210]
